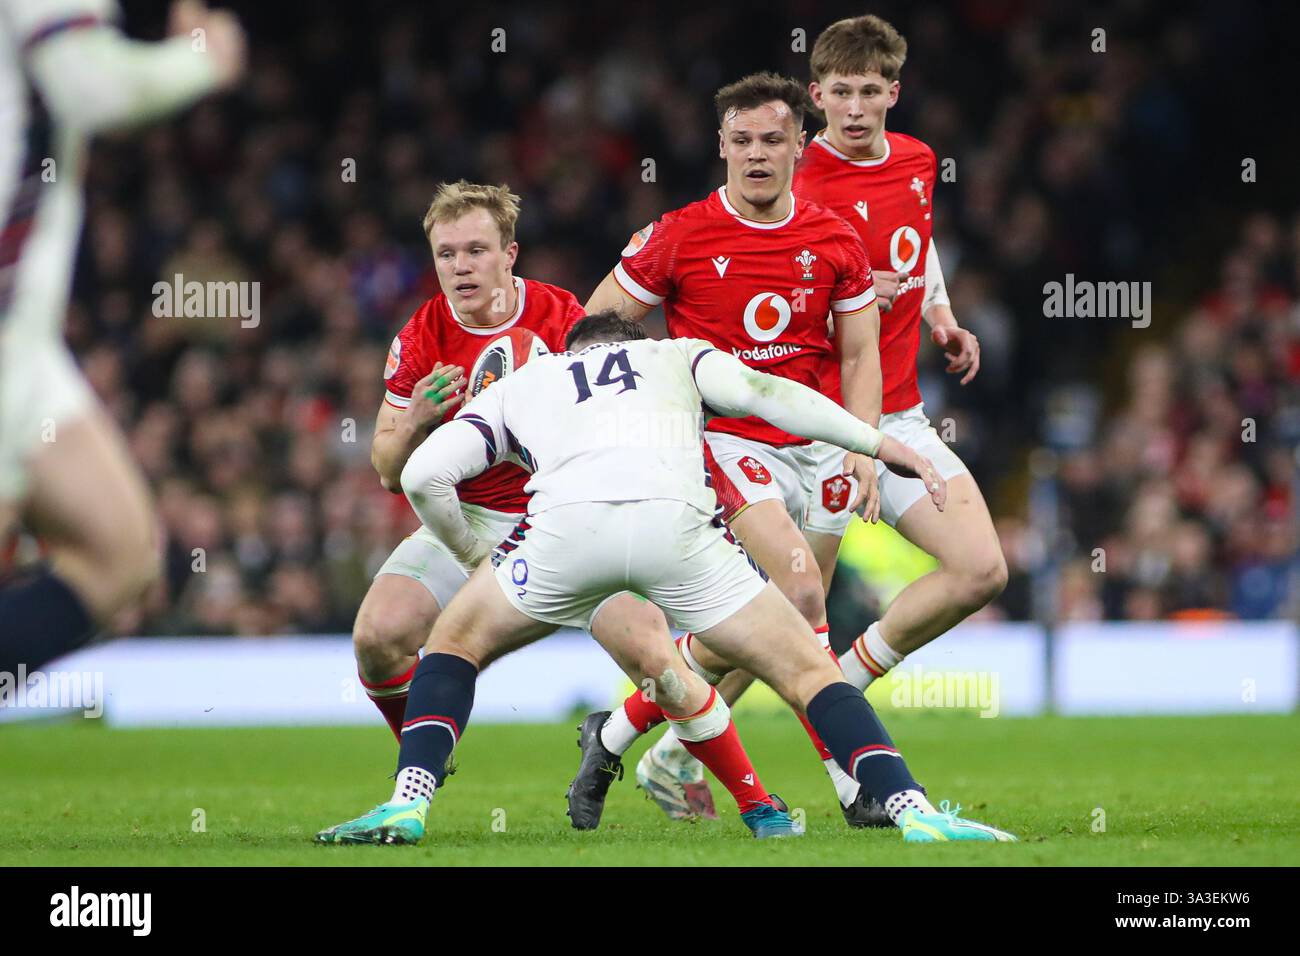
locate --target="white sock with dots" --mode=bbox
[884,788,935,823]
[392,766,436,804]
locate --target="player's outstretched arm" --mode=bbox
[694,347,883,455]
[692,347,945,511]
[22,0,245,133]
[400,418,496,569]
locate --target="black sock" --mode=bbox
[806,681,918,804]
[0,569,96,674]
[397,653,478,785]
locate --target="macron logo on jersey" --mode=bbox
[854,200,869,222]
[712,256,731,277]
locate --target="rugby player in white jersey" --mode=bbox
[315,311,1016,846]
[0,0,243,673]
[355,182,789,834]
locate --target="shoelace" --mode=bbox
[600,761,625,782]
[938,799,962,819]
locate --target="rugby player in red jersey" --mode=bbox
[355,181,786,833]
[354,180,584,735]
[577,73,945,827]
[794,16,1008,809]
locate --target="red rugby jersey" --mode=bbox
[383,276,584,513]
[613,187,875,446]
[794,130,936,414]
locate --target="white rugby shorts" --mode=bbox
[804,402,969,534]
[376,504,522,610]
[490,499,765,633]
[703,431,817,529]
[0,336,95,501]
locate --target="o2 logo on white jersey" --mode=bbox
[889,226,923,273]
[742,292,792,342]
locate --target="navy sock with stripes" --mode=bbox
[0,569,96,674]
[396,653,478,786]
[805,681,919,805]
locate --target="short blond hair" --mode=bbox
[810,14,908,84]
[422,180,521,247]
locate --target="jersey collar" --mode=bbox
[812,130,892,167]
[716,185,796,230]
[447,275,527,334]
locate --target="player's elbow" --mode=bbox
[370,439,404,491]
[29,31,139,131]
[399,448,449,505]
[398,455,427,500]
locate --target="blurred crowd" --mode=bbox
[996,213,1299,623]
[9,1,1292,634]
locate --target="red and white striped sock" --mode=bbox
[839,621,903,690]
[361,661,417,741]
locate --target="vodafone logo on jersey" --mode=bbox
[742,292,792,342]
[889,226,923,274]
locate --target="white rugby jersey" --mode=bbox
[461,337,721,517]
[0,0,115,333]
[400,336,886,567]
[2,0,222,338]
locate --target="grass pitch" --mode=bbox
[0,712,1295,866]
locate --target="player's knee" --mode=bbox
[633,643,680,686]
[653,665,705,713]
[353,610,419,676]
[953,547,1008,611]
[104,515,162,607]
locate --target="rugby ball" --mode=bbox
[469,327,550,396]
